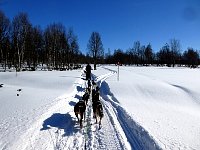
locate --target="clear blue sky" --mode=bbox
[0,0,200,54]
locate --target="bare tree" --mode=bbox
[144,43,153,65]
[131,41,141,65]
[87,32,104,70]
[12,12,31,71]
[44,23,67,69]
[113,49,125,64]
[0,10,10,71]
[157,43,173,66]
[140,45,145,65]
[183,48,199,68]
[28,26,43,69]
[170,38,181,67]
[66,28,79,66]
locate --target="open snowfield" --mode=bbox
[98,66,200,150]
[0,66,200,150]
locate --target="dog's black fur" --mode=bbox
[93,100,104,125]
[92,85,99,102]
[74,100,86,128]
[82,91,90,106]
[92,89,96,101]
[92,90,99,102]
[92,87,104,126]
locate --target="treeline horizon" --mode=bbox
[0,11,199,71]
[106,40,199,68]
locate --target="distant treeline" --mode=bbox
[105,41,200,68]
[0,11,199,71]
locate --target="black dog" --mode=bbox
[74,100,86,128]
[93,100,104,125]
[92,89,100,111]
[92,89,99,103]
[82,91,90,106]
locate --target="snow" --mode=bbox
[0,66,200,150]
[99,66,200,150]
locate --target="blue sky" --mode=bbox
[0,0,200,54]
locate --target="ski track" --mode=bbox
[10,68,161,150]
[97,72,161,149]
[85,97,128,150]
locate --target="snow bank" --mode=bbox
[99,66,200,150]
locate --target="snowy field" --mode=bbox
[0,66,200,150]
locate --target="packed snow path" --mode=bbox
[4,68,161,150]
[93,68,160,150]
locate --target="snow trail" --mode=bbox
[95,67,161,150]
[6,67,161,149]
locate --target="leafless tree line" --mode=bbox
[0,11,85,71]
[1,10,199,71]
[105,39,199,68]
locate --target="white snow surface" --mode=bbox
[0,66,200,150]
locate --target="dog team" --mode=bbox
[74,64,103,128]
[74,79,104,128]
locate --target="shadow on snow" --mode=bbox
[69,101,76,106]
[40,113,79,136]
[74,94,82,100]
[100,81,119,103]
[76,85,85,92]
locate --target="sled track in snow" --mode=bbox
[101,93,161,150]
[12,67,161,150]
[83,90,128,149]
[95,67,161,150]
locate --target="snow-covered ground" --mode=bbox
[0,66,200,150]
[98,66,200,150]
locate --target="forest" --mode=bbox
[0,11,199,71]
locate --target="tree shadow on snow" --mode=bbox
[40,113,79,136]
